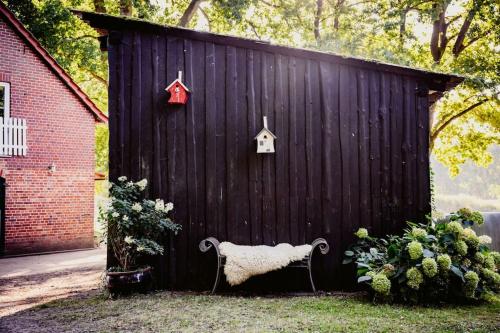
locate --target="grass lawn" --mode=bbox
[1,291,499,333]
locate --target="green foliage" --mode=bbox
[99,176,181,271]
[4,0,497,176]
[344,208,499,304]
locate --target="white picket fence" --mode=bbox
[0,117,27,156]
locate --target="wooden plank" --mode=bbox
[348,67,360,234]
[312,61,323,241]
[152,34,168,288]
[369,71,382,236]
[107,34,120,182]
[193,39,207,287]
[184,38,201,287]
[22,119,27,156]
[129,32,142,181]
[119,32,132,178]
[274,54,290,243]
[165,36,178,288]
[339,65,352,246]
[0,117,3,155]
[304,60,314,243]
[106,32,122,269]
[204,42,218,239]
[416,82,430,221]
[12,118,17,156]
[247,49,263,245]
[236,47,250,244]
[402,77,416,222]
[168,36,189,289]
[379,73,391,235]
[292,58,307,245]
[357,69,371,232]
[140,34,153,188]
[305,60,323,242]
[287,57,299,245]
[408,78,418,221]
[319,61,341,286]
[214,43,227,241]
[338,65,352,288]
[261,52,276,245]
[390,75,403,234]
[225,46,239,243]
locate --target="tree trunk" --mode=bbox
[399,7,408,45]
[430,4,448,63]
[179,0,204,27]
[120,0,133,16]
[93,0,106,13]
[452,8,476,57]
[314,0,323,45]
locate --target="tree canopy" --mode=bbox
[3,0,499,176]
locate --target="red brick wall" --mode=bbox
[0,17,96,254]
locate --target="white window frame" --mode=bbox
[0,82,10,119]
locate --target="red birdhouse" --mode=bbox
[165,71,190,105]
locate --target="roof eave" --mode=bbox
[72,9,464,94]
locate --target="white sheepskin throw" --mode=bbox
[218,242,312,286]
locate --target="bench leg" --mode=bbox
[308,238,330,294]
[199,237,222,294]
[308,259,317,293]
[211,256,222,294]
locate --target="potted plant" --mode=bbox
[100,176,181,295]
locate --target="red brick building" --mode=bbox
[0,3,107,255]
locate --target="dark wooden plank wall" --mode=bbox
[107,30,431,290]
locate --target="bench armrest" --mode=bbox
[311,238,329,255]
[199,237,220,253]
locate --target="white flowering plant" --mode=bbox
[99,176,181,271]
[344,208,499,304]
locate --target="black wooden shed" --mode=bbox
[76,11,463,290]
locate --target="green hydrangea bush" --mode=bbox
[343,208,499,304]
[100,176,181,272]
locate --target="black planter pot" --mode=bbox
[106,267,154,295]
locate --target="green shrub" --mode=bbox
[99,177,181,271]
[343,208,499,304]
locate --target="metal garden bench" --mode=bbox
[199,237,330,294]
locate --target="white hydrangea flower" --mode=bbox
[102,200,112,212]
[124,236,133,244]
[123,215,129,221]
[132,202,143,212]
[118,176,127,182]
[479,235,492,244]
[126,181,134,188]
[111,212,120,218]
[155,199,165,212]
[136,179,148,191]
[137,246,146,252]
[463,228,477,237]
[165,202,174,213]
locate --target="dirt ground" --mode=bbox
[0,248,106,317]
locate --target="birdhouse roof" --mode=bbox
[254,127,277,140]
[165,78,190,92]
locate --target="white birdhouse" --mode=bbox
[254,116,276,153]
